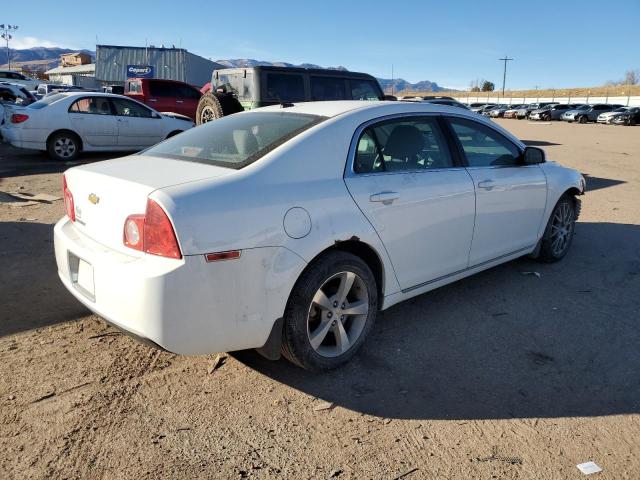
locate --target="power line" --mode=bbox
[499,56,514,96]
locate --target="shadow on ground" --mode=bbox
[0,221,88,336]
[235,222,640,420]
[583,174,626,192]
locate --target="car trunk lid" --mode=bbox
[64,154,233,255]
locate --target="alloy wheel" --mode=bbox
[53,137,76,158]
[306,271,369,358]
[201,106,215,123]
[550,201,574,256]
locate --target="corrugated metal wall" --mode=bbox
[95,45,221,86]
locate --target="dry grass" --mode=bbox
[400,84,640,98]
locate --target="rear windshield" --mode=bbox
[27,93,67,109]
[143,111,326,169]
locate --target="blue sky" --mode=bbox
[9,0,640,89]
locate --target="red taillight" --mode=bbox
[123,199,182,259]
[62,175,75,222]
[11,113,29,124]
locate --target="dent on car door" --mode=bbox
[67,97,118,146]
[344,115,476,291]
[110,98,164,147]
[446,117,547,265]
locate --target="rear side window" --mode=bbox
[448,118,521,167]
[127,81,142,93]
[350,79,381,100]
[69,97,112,115]
[149,81,179,97]
[176,85,201,100]
[143,112,325,169]
[0,88,16,102]
[264,73,305,102]
[354,116,453,173]
[310,76,346,101]
[215,72,255,101]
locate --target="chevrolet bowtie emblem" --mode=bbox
[88,193,100,205]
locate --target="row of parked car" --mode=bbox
[468,102,639,126]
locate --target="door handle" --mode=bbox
[370,191,400,204]
[149,98,157,102]
[176,100,184,104]
[477,180,496,190]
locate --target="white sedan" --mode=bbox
[54,101,585,370]
[1,92,194,161]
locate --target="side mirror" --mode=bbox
[383,95,397,101]
[523,146,545,164]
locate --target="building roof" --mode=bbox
[45,64,96,75]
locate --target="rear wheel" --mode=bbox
[281,251,378,371]
[47,131,80,161]
[537,195,577,262]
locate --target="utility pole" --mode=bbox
[391,64,394,96]
[1,24,19,70]
[499,55,513,97]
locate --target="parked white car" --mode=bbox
[1,92,194,160]
[0,70,39,90]
[596,107,628,124]
[54,101,585,370]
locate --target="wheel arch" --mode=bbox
[166,130,183,139]
[46,129,83,150]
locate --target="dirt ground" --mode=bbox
[1,119,639,480]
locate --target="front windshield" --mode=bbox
[143,111,326,169]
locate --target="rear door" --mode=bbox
[344,114,476,290]
[110,97,164,147]
[174,84,201,119]
[68,96,118,147]
[446,116,547,265]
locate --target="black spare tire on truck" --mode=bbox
[196,93,244,125]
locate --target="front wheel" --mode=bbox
[537,195,577,262]
[281,251,378,371]
[47,131,81,161]
[578,115,588,124]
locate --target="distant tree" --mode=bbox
[481,80,495,92]
[623,69,639,85]
[470,86,481,92]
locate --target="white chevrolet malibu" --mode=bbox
[1,92,193,161]
[54,101,585,370]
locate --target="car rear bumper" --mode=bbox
[54,217,306,355]
[0,126,46,150]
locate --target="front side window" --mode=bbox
[264,73,305,102]
[149,81,178,97]
[448,118,521,167]
[176,85,201,100]
[69,97,113,115]
[354,116,453,173]
[111,98,153,118]
[143,111,325,169]
[310,76,346,101]
[350,79,381,100]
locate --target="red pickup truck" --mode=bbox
[125,78,202,121]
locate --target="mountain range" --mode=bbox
[2,48,448,93]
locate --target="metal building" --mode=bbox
[95,45,223,87]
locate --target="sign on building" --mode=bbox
[126,65,154,78]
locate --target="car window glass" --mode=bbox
[127,81,142,93]
[350,79,380,100]
[215,72,255,101]
[176,85,201,100]
[111,98,154,118]
[449,118,521,167]
[149,82,178,97]
[0,88,16,102]
[354,116,453,173]
[69,97,113,115]
[265,73,305,102]
[310,76,346,101]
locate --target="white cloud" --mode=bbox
[10,36,78,50]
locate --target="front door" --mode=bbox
[67,96,118,147]
[110,98,164,148]
[344,115,476,291]
[446,116,547,265]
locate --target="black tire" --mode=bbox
[47,131,81,161]
[281,251,378,371]
[543,113,551,121]
[537,195,577,263]
[195,93,244,125]
[628,118,636,126]
[578,115,588,124]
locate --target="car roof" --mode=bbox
[214,66,377,79]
